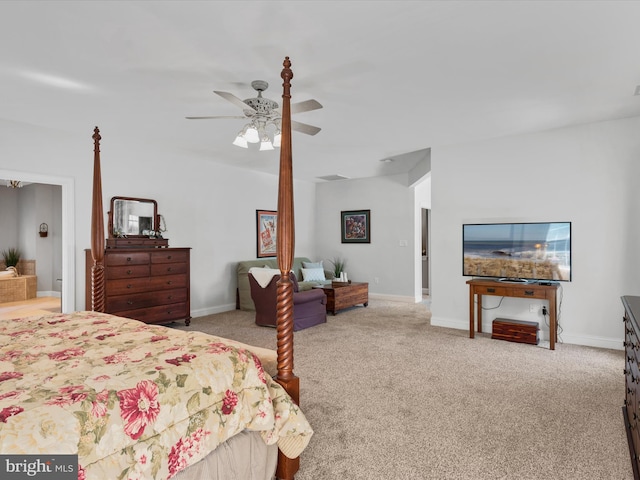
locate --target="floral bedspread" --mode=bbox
[0,311,312,479]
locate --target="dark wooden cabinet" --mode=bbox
[86,247,191,326]
[622,295,640,480]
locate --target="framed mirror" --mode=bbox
[108,197,158,238]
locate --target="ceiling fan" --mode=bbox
[186,80,323,149]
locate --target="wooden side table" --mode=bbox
[315,281,369,315]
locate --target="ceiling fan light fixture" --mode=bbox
[272,131,281,148]
[245,124,260,143]
[187,80,321,151]
[259,136,274,151]
[232,133,248,148]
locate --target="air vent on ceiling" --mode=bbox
[635,85,640,96]
[317,174,350,181]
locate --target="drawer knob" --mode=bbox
[167,255,172,260]
[127,300,133,305]
[167,295,173,300]
[167,280,172,285]
[487,288,495,293]
[167,267,172,272]
[127,270,132,275]
[127,257,132,262]
[126,284,132,289]
[524,290,534,296]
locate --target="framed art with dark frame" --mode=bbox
[341,209,371,243]
[256,210,278,257]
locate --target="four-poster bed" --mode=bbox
[0,58,310,480]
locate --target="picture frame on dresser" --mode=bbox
[256,209,277,258]
[341,209,371,244]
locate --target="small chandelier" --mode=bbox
[233,117,282,151]
[7,180,22,189]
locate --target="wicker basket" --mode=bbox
[0,275,37,303]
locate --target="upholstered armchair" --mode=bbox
[248,270,327,331]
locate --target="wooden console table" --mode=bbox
[467,279,560,350]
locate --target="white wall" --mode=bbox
[430,115,640,349]
[0,121,317,315]
[315,174,416,300]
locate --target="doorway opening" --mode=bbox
[422,208,430,297]
[0,169,75,313]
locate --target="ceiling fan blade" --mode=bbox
[291,120,322,136]
[290,99,323,114]
[185,115,246,120]
[213,90,257,113]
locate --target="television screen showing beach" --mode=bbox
[463,222,571,281]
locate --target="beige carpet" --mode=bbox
[176,300,633,480]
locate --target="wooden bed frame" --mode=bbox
[89,57,301,480]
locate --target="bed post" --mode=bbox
[275,57,300,480]
[90,127,105,312]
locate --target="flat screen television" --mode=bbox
[462,222,571,282]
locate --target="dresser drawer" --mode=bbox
[106,264,150,280]
[106,277,152,296]
[151,250,188,264]
[151,262,188,276]
[149,273,188,290]
[116,302,188,324]
[105,252,150,266]
[106,288,188,312]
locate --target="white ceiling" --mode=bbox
[2,1,640,183]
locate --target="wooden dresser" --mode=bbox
[86,247,191,326]
[623,295,640,479]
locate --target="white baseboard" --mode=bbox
[191,303,237,318]
[37,291,61,298]
[558,333,624,351]
[430,315,624,351]
[369,293,417,303]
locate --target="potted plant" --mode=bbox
[2,247,21,272]
[328,256,347,280]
